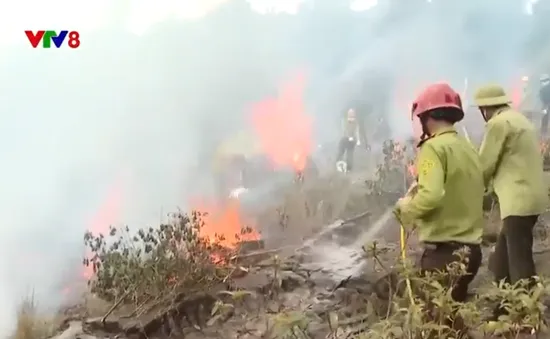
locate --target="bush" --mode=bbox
[365,139,415,196]
[83,210,252,304]
[339,246,550,339]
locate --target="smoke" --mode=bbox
[323,0,539,141]
[0,0,547,336]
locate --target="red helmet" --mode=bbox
[411,83,463,120]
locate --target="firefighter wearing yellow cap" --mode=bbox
[474,84,548,319]
[540,74,550,137]
[336,108,361,172]
[214,131,263,197]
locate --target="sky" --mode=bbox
[1,0,540,46]
[1,0,539,46]
[0,0,385,45]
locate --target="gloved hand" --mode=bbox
[356,140,361,146]
[229,186,248,198]
[394,196,412,225]
[406,181,418,196]
[336,160,347,172]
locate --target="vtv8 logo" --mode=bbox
[25,30,80,49]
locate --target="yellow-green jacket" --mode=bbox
[399,127,484,244]
[213,131,262,173]
[479,107,548,218]
[342,119,360,139]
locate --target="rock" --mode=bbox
[241,295,262,311]
[333,288,362,304]
[122,292,218,338]
[50,321,85,339]
[255,257,278,268]
[81,293,112,318]
[83,317,122,333]
[282,291,305,309]
[238,240,265,253]
[244,317,268,336]
[280,271,307,291]
[233,249,279,266]
[342,276,373,294]
[308,272,337,289]
[266,300,281,313]
[233,271,271,291]
[307,321,328,338]
[181,328,223,339]
[239,334,262,339]
[313,288,334,299]
[308,299,333,317]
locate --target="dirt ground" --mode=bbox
[41,168,550,339]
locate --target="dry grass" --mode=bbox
[254,175,355,248]
[11,293,57,339]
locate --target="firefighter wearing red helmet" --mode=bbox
[394,83,484,305]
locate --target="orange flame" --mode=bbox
[249,70,313,172]
[190,198,259,248]
[82,174,125,280]
[511,76,528,109]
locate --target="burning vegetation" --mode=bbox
[12,71,550,339]
[9,1,550,338]
[15,133,550,339]
[11,44,550,339]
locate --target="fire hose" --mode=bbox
[360,176,416,305]
[396,180,418,305]
[397,213,416,305]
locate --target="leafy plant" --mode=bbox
[342,246,550,339]
[365,139,415,197]
[481,276,549,337]
[83,210,249,303]
[268,311,312,339]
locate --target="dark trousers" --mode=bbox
[420,242,482,302]
[542,112,549,138]
[489,215,538,285]
[216,156,247,197]
[336,137,356,171]
[418,242,482,337]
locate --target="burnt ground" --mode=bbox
[46,170,550,339]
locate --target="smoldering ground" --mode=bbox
[0,0,546,336]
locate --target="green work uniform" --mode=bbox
[479,107,548,218]
[399,126,484,245]
[214,131,262,172]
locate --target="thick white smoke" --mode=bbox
[0,0,548,336]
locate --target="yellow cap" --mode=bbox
[473,84,511,107]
